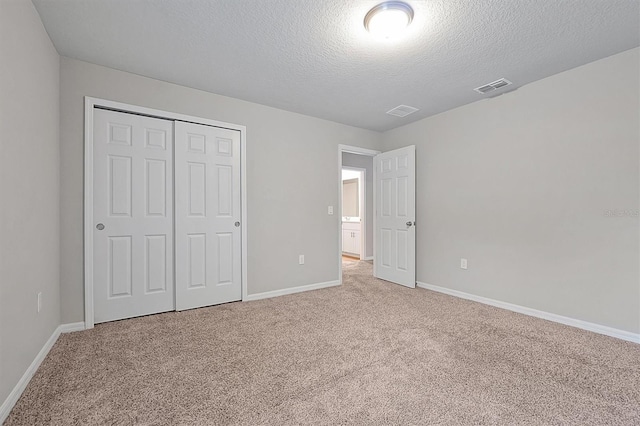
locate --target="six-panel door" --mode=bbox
[174,121,242,310]
[93,109,175,323]
[374,146,416,288]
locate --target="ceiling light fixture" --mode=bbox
[364,1,414,39]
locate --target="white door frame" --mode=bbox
[337,144,380,285]
[341,166,366,260]
[84,96,248,329]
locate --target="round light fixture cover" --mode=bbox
[364,1,414,39]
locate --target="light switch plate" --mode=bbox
[328,206,334,215]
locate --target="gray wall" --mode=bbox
[0,0,61,404]
[59,58,383,323]
[342,153,374,259]
[342,179,359,218]
[2,13,637,412]
[382,48,640,333]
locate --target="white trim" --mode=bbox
[84,97,248,328]
[372,152,377,278]
[416,282,640,344]
[337,145,380,285]
[244,280,340,302]
[0,323,86,423]
[0,327,60,424]
[85,97,246,130]
[84,99,94,329]
[59,322,86,333]
[359,169,366,260]
[240,128,248,302]
[339,145,380,156]
[363,256,374,261]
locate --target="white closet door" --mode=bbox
[93,109,174,323]
[174,121,242,310]
[374,146,416,288]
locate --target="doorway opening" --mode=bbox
[341,168,365,260]
[338,145,379,283]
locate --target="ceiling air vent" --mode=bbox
[386,105,419,117]
[474,78,512,94]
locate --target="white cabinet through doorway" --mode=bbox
[342,222,361,257]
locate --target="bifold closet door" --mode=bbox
[174,121,242,310]
[93,109,174,323]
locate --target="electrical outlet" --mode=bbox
[37,292,42,313]
[299,255,305,265]
[460,258,468,270]
[328,206,334,215]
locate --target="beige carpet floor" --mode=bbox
[6,260,640,425]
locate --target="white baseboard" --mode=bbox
[0,322,86,423]
[363,256,373,261]
[59,321,86,333]
[244,280,341,302]
[416,282,640,344]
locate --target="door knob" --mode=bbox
[234,221,240,227]
[96,223,105,230]
[406,221,413,227]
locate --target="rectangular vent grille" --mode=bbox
[386,105,419,117]
[474,78,512,94]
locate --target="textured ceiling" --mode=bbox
[33,0,640,132]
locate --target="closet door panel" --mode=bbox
[93,109,174,323]
[175,121,242,310]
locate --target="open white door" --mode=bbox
[374,145,416,288]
